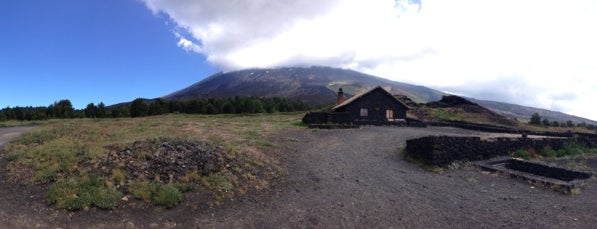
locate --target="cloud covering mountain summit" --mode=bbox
[141,0,597,121]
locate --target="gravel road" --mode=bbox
[193,126,597,228]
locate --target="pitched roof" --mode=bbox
[332,86,410,110]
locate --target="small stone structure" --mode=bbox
[405,136,597,166]
[478,157,592,193]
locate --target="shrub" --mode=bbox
[510,149,532,159]
[47,174,122,210]
[129,182,183,208]
[35,167,58,184]
[111,168,126,184]
[129,181,154,201]
[563,142,585,156]
[540,143,595,158]
[203,173,233,193]
[540,146,558,158]
[152,184,183,208]
[17,129,56,145]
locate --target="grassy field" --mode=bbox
[2,113,304,210]
[420,107,596,134]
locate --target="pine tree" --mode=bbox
[130,98,149,117]
[84,103,98,118]
[529,113,541,125]
[97,102,107,118]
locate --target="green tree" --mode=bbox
[566,120,574,127]
[52,100,75,118]
[529,113,541,125]
[148,99,168,116]
[542,118,550,126]
[205,103,217,114]
[97,102,107,118]
[130,98,148,117]
[221,101,235,114]
[250,99,266,113]
[0,110,6,122]
[84,103,98,118]
[551,121,559,127]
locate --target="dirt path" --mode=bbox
[0,126,35,147]
[1,126,596,228]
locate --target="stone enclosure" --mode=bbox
[405,135,597,193]
[405,136,597,166]
[478,157,592,193]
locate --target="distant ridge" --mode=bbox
[164,66,445,106]
[164,66,597,125]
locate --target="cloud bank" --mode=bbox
[141,0,597,121]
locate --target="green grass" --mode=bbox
[0,120,48,127]
[129,181,184,208]
[3,113,303,210]
[510,143,597,159]
[430,108,462,121]
[47,174,122,210]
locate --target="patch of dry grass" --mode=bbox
[3,113,304,209]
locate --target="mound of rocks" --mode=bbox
[100,138,226,183]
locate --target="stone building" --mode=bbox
[303,86,409,125]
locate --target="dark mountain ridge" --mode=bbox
[165,66,444,106]
[164,66,597,125]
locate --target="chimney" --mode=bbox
[337,88,345,105]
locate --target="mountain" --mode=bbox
[470,98,597,126]
[165,66,444,106]
[164,66,597,125]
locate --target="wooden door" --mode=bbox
[386,109,394,120]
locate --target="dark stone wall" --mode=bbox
[302,112,328,124]
[405,136,597,166]
[505,159,592,181]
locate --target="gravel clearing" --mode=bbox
[1,126,597,228]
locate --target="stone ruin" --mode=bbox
[478,157,592,193]
[405,135,596,193]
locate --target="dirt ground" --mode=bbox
[1,126,596,228]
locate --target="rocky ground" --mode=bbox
[1,126,596,228]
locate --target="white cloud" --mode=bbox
[141,0,597,121]
[174,32,202,53]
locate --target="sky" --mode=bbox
[1,0,597,121]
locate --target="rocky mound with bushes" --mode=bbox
[99,138,225,183]
[48,138,280,210]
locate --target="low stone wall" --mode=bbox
[505,159,592,182]
[428,121,519,134]
[405,136,597,166]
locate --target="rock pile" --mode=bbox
[100,138,225,183]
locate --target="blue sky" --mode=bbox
[2,0,597,121]
[0,0,217,109]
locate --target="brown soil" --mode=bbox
[1,126,597,228]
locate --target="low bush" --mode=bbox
[510,149,532,159]
[203,173,234,194]
[129,182,184,208]
[540,146,558,158]
[152,184,183,208]
[47,174,122,210]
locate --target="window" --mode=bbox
[360,108,368,117]
[386,109,394,120]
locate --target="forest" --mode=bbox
[0,97,310,121]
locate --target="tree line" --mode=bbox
[0,97,310,121]
[528,112,597,130]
